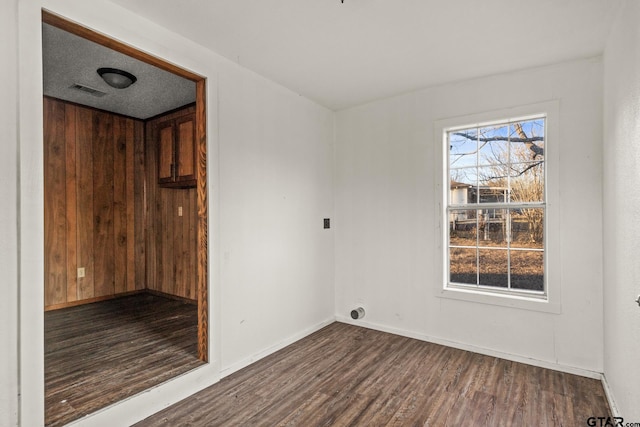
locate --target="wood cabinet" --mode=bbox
[145,104,199,301]
[158,113,196,188]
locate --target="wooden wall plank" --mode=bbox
[75,106,95,300]
[186,190,195,299]
[113,116,127,294]
[183,190,191,298]
[144,119,157,292]
[134,120,146,290]
[174,190,184,297]
[126,119,136,292]
[65,103,78,302]
[44,98,68,306]
[162,189,174,295]
[93,111,115,297]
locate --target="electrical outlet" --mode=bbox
[78,267,85,278]
[178,206,183,217]
[324,218,330,229]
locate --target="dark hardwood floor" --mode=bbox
[136,322,610,427]
[45,293,204,427]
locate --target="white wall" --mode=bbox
[603,0,640,419]
[0,0,19,425]
[14,0,335,425]
[335,58,604,374]
[217,54,335,373]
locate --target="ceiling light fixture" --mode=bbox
[97,67,137,89]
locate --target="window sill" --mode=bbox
[436,286,562,314]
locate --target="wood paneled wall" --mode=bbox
[145,106,198,300]
[44,98,197,308]
[44,97,146,309]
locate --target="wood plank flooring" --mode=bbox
[136,322,610,426]
[45,293,204,427]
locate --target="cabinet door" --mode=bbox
[175,115,196,185]
[158,120,175,184]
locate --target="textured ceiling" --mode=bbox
[42,23,195,120]
[107,0,622,111]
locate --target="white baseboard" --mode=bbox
[600,373,620,417]
[219,316,336,378]
[336,316,603,380]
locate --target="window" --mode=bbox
[445,115,546,297]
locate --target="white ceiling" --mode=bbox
[107,0,622,111]
[42,23,196,120]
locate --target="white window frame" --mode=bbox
[434,102,561,313]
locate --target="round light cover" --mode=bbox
[97,67,137,89]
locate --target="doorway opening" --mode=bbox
[42,10,208,426]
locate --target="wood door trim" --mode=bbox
[195,80,208,361]
[42,10,209,362]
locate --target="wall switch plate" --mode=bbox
[324,218,330,229]
[178,206,183,217]
[78,267,85,278]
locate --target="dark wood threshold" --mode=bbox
[146,289,197,305]
[44,289,197,312]
[44,290,145,311]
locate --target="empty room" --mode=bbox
[2,0,640,426]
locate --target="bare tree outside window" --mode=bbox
[447,117,545,293]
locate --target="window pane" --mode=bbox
[452,168,478,189]
[510,208,544,249]
[449,209,477,246]
[478,249,508,288]
[477,208,508,246]
[510,119,544,164]
[510,161,544,203]
[450,171,474,204]
[450,247,477,285]
[478,124,509,167]
[511,250,544,291]
[477,166,507,204]
[449,129,477,168]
